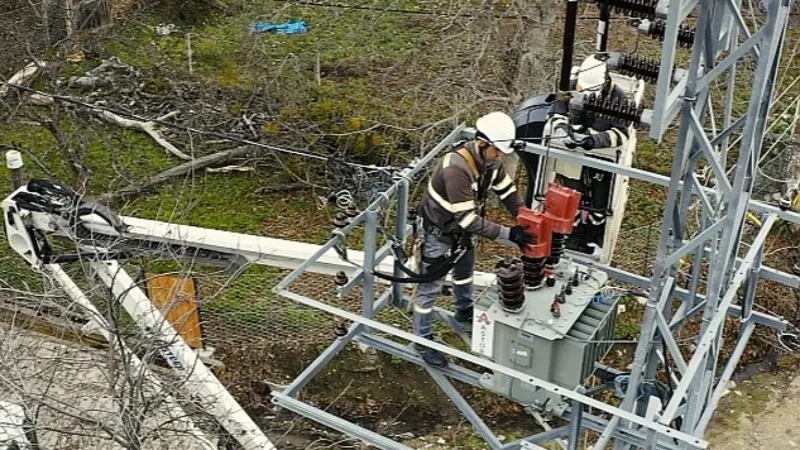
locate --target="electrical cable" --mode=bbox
[334,190,356,209]
[269,0,639,20]
[0,81,396,172]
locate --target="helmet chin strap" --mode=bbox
[474,132,489,161]
[479,140,488,161]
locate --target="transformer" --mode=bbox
[472,260,618,410]
[470,184,618,415]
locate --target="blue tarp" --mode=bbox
[251,20,308,34]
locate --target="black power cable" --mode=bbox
[270,0,646,20]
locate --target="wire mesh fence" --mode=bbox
[0,214,665,354]
[753,135,800,204]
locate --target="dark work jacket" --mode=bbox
[419,141,524,240]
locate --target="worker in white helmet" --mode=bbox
[411,111,535,367]
[547,54,630,151]
[544,54,630,255]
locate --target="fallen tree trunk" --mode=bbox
[97,147,309,202]
[98,146,255,201]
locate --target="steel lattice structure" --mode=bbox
[2,0,798,448]
[270,0,799,448]
[613,0,794,447]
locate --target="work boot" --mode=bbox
[454,306,473,325]
[414,336,448,368]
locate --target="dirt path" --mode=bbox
[707,356,800,450]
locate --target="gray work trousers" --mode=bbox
[412,232,475,337]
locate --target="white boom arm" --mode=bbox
[92,261,275,450]
[2,185,277,450]
[76,214,497,287]
[0,179,495,450]
[47,264,218,450]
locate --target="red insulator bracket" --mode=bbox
[543,183,582,235]
[516,209,553,259]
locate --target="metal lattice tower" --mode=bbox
[265,0,799,446]
[604,0,794,447]
[2,0,797,448]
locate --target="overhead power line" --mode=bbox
[273,0,636,20]
[0,81,396,172]
[275,0,534,19]
[276,1,800,18]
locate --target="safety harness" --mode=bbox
[368,147,485,284]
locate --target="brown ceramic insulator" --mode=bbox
[345,204,360,218]
[334,321,348,337]
[546,233,567,269]
[334,270,349,286]
[333,212,349,227]
[550,300,561,318]
[495,258,526,312]
[520,255,546,289]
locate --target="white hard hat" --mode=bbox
[576,54,608,92]
[475,111,517,154]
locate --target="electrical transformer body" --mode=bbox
[472,261,618,407]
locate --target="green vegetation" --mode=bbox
[1,3,799,447]
[0,0,456,242]
[613,297,645,339]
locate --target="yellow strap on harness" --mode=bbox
[456,148,480,178]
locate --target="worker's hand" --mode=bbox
[564,134,595,150]
[553,123,571,138]
[509,224,536,250]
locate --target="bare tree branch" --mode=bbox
[98,110,193,161]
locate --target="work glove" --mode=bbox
[564,134,595,150]
[552,123,571,139]
[509,224,536,251]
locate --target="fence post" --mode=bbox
[6,151,24,189]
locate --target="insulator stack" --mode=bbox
[617,54,660,82]
[334,321,348,337]
[345,204,359,218]
[644,19,695,47]
[516,208,553,289]
[550,300,561,318]
[594,0,657,19]
[582,92,645,128]
[333,212,349,227]
[547,233,568,270]
[334,270,349,286]
[521,256,547,289]
[495,258,526,312]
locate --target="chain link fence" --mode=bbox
[753,135,800,203]
[0,216,664,349]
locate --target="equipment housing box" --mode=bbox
[472,261,618,405]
